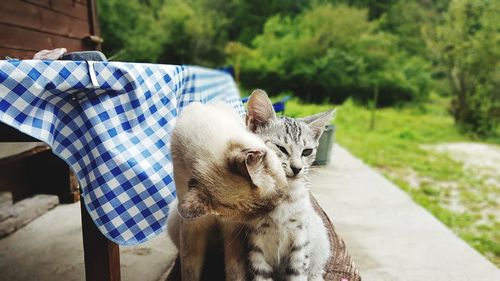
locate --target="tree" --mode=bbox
[157,0,231,66]
[98,0,171,62]
[226,0,310,44]
[229,3,431,105]
[98,0,232,65]
[425,0,500,135]
[343,0,398,19]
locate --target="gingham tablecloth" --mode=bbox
[0,60,244,245]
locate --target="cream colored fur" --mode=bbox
[167,102,288,281]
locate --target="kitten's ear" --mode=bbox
[231,148,267,186]
[246,89,276,132]
[301,109,336,141]
[245,149,270,187]
[178,189,212,220]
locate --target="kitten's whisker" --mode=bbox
[225,224,245,250]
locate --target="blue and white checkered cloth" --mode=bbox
[0,60,244,245]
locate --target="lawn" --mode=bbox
[283,94,500,266]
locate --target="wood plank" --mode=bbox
[88,0,100,36]
[0,146,51,165]
[0,145,79,203]
[42,7,90,38]
[0,153,35,202]
[0,0,90,39]
[87,0,101,50]
[23,0,50,8]
[50,0,89,21]
[0,23,90,52]
[0,124,39,142]
[23,0,88,20]
[81,200,121,281]
[27,149,80,203]
[0,47,36,59]
[69,169,80,202]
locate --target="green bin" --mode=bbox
[313,124,335,165]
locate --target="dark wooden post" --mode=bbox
[80,200,121,281]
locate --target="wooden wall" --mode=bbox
[0,0,100,59]
[0,0,100,203]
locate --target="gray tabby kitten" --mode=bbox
[245,90,333,281]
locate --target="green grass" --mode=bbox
[284,95,500,266]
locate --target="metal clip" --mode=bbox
[87,61,99,87]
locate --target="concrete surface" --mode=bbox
[0,143,45,158]
[0,144,498,281]
[311,145,500,281]
[0,194,59,237]
[0,202,177,281]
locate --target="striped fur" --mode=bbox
[167,102,289,281]
[246,90,334,281]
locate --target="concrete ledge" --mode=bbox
[0,202,177,281]
[0,143,45,159]
[0,194,59,238]
[311,145,500,281]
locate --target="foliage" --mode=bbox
[98,0,231,65]
[379,0,432,56]
[98,0,313,65]
[230,3,432,106]
[342,0,399,19]
[285,95,500,266]
[225,0,310,44]
[98,0,498,131]
[157,0,232,66]
[424,0,500,136]
[98,0,169,62]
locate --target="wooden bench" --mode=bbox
[0,125,121,281]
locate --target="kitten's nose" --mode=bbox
[291,166,302,175]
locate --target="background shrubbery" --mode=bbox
[228,4,432,106]
[98,0,499,135]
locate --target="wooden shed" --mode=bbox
[0,0,102,206]
[0,2,116,280]
[0,0,101,59]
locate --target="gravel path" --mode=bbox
[431,142,500,186]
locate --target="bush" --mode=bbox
[424,0,500,135]
[229,3,432,106]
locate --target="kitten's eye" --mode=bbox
[302,148,313,157]
[275,144,289,156]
